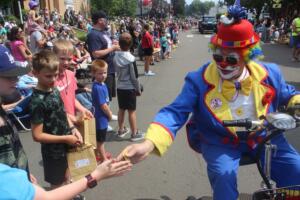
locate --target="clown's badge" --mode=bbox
[210,98,223,109]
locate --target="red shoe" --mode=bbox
[96,152,112,163]
[96,155,102,163]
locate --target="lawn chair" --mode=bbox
[6,95,31,131]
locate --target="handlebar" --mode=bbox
[222,118,260,130]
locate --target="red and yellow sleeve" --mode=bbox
[145,123,174,156]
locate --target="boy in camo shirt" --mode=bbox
[30,50,83,189]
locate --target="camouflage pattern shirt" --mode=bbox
[30,88,71,158]
[0,100,28,171]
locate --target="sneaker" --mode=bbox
[111,114,118,121]
[73,194,86,200]
[117,127,130,138]
[130,131,145,142]
[144,71,155,76]
[107,125,114,132]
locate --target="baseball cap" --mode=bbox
[0,45,30,77]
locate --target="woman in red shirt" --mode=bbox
[141,24,155,76]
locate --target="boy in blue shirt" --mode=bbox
[91,59,112,162]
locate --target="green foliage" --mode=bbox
[5,15,20,25]
[172,0,185,16]
[187,0,215,16]
[90,0,137,17]
[0,0,11,7]
[223,0,298,20]
[74,29,87,42]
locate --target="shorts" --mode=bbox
[42,152,67,185]
[292,35,300,48]
[96,128,107,142]
[143,48,153,56]
[105,74,116,101]
[117,89,136,110]
[161,46,167,54]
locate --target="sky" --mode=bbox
[185,0,218,5]
[164,0,218,5]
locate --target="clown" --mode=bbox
[117,1,300,200]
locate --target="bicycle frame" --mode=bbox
[223,105,300,200]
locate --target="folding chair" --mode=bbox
[6,95,31,131]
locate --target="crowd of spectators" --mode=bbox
[0,3,195,198]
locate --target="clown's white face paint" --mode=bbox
[214,49,244,80]
[217,65,241,80]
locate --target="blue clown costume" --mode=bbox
[144,2,300,200]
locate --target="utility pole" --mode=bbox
[18,0,23,24]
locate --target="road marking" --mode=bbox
[204,35,213,38]
[187,35,194,38]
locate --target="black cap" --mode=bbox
[91,11,107,25]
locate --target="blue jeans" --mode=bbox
[76,92,93,112]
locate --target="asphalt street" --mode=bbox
[19,28,300,200]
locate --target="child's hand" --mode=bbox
[82,108,94,119]
[71,128,83,144]
[91,159,132,181]
[65,135,80,146]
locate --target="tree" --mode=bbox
[0,0,11,7]
[171,0,185,16]
[187,0,215,16]
[189,0,201,15]
[222,0,300,22]
[199,1,215,16]
[90,0,137,16]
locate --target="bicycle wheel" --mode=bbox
[253,185,300,200]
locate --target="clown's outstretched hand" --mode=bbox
[117,140,155,164]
